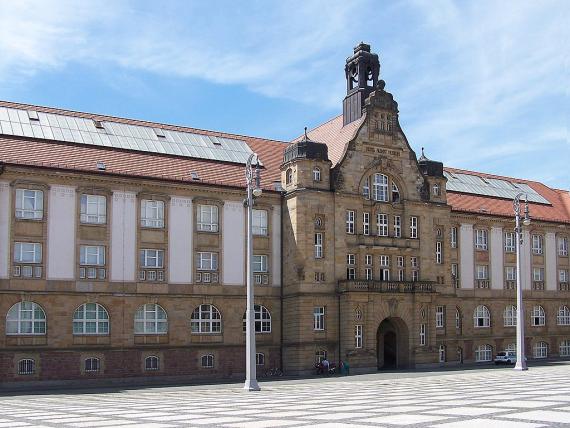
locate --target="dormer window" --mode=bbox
[286,168,293,185]
[433,184,440,196]
[313,167,321,182]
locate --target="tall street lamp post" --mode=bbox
[514,192,530,371]
[244,153,262,391]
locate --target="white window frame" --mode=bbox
[533,267,544,282]
[435,306,444,328]
[504,305,517,327]
[197,204,219,232]
[73,303,109,335]
[253,255,268,273]
[252,209,268,236]
[80,245,105,266]
[419,324,426,346]
[362,177,370,199]
[365,254,373,266]
[534,341,548,359]
[134,304,168,334]
[532,234,543,255]
[410,216,418,239]
[347,254,355,265]
[15,189,43,220]
[475,229,488,250]
[450,227,457,248]
[557,305,570,326]
[373,173,388,202]
[398,269,404,281]
[313,306,325,331]
[14,242,42,264]
[505,266,516,281]
[560,269,569,283]
[313,166,321,182]
[394,215,401,238]
[531,305,545,326]
[80,194,106,224]
[475,344,492,362]
[474,305,490,328]
[379,255,389,267]
[314,233,323,259]
[6,301,46,335]
[391,182,400,203]
[196,252,218,271]
[411,257,418,268]
[145,355,159,371]
[559,237,569,256]
[505,232,516,252]
[140,249,164,268]
[439,344,446,362]
[397,256,404,268]
[355,324,363,348]
[243,304,271,333]
[476,265,489,280]
[85,357,100,373]
[365,267,373,280]
[141,199,165,228]
[560,340,570,356]
[191,304,222,334]
[435,241,442,264]
[377,213,388,237]
[363,212,370,236]
[346,210,355,234]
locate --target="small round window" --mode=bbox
[315,217,323,228]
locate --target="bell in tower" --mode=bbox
[342,42,380,126]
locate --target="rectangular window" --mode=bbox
[476,265,488,280]
[355,325,363,348]
[373,174,388,202]
[435,241,443,264]
[140,249,164,268]
[475,229,488,250]
[197,205,219,232]
[505,266,517,281]
[451,263,459,287]
[394,215,401,238]
[365,267,373,280]
[533,267,544,281]
[398,269,404,281]
[363,177,370,199]
[505,232,516,252]
[80,245,105,266]
[14,242,42,263]
[314,233,323,259]
[379,268,389,281]
[397,256,404,268]
[347,254,355,265]
[345,210,356,234]
[377,213,388,236]
[560,269,569,283]
[347,267,356,280]
[313,307,325,330]
[379,255,389,267]
[450,227,457,248]
[419,324,426,346]
[15,189,43,220]
[412,270,419,281]
[253,255,268,272]
[410,216,418,239]
[559,237,569,256]
[363,212,370,236]
[435,306,445,328]
[252,209,268,235]
[196,252,218,271]
[365,254,373,266]
[80,194,106,224]
[532,235,543,255]
[410,257,418,268]
[141,200,164,228]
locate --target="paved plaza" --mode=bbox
[1,363,570,427]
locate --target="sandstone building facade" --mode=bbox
[1,43,569,385]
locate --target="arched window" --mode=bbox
[145,355,159,371]
[6,302,46,335]
[313,167,321,182]
[534,341,548,358]
[315,349,327,363]
[455,307,461,330]
[286,168,293,185]
[85,357,100,373]
[391,183,400,203]
[134,304,167,334]
[242,304,271,333]
[73,303,109,335]
[473,305,490,328]
[559,340,570,356]
[372,174,388,202]
[191,304,222,333]
[475,344,492,362]
[433,184,440,196]
[18,359,35,375]
[201,354,214,368]
[256,352,265,366]
[557,305,570,325]
[531,305,545,326]
[504,305,517,327]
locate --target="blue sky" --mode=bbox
[1,0,568,188]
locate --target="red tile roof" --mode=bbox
[0,101,286,191]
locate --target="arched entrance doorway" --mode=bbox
[377,317,409,370]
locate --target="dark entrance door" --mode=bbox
[384,331,397,368]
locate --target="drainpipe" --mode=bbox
[279,193,284,373]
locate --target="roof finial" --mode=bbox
[421,147,425,156]
[304,126,308,139]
